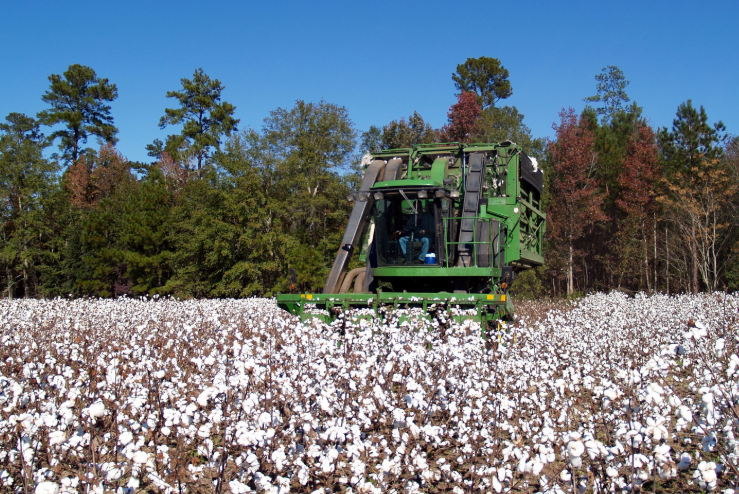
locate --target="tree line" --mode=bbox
[1,59,737,299]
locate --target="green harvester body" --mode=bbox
[277,141,545,326]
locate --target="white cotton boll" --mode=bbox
[646,416,668,441]
[258,412,272,428]
[653,444,671,462]
[668,394,682,407]
[584,441,599,460]
[132,451,149,464]
[87,401,105,419]
[677,453,692,470]
[678,405,693,422]
[694,461,718,490]
[272,447,287,471]
[567,441,584,462]
[560,469,572,482]
[119,431,134,446]
[564,432,582,443]
[383,361,393,376]
[659,464,677,480]
[35,482,59,494]
[715,338,726,353]
[197,423,212,438]
[197,388,214,407]
[229,480,253,494]
[606,467,619,478]
[245,453,260,474]
[106,467,123,482]
[48,431,66,446]
[492,476,502,493]
[703,434,717,452]
[161,426,171,436]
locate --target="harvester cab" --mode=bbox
[277,141,545,329]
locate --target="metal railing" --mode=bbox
[442,215,502,268]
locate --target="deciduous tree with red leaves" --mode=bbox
[547,108,608,295]
[438,92,481,143]
[614,123,660,290]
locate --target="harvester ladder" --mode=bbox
[456,153,486,267]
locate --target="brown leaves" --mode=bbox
[437,92,482,143]
[546,108,608,291]
[66,143,131,208]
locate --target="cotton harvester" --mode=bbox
[276,141,545,329]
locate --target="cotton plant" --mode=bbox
[0,292,738,492]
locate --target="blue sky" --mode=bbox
[1,0,737,163]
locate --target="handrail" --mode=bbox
[441,215,500,268]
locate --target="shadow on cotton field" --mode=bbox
[1,292,738,493]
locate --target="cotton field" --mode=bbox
[1,293,738,494]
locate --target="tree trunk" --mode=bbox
[691,221,699,294]
[653,213,658,292]
[643,226,651,293]
[6,267,12,300]
[567,242,574,295]
[665,224,669,295]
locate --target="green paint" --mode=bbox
[276,141,546,325]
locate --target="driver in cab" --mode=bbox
[395,206,435,263]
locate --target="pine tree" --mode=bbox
[37,64,118,165]
[452,57,512,109]
[584,66,631,123]
[658,101,727,293]
[152,68,239,176]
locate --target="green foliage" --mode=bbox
[37,64,118,165]
[151,68,239,173]
[584,65,631,123]
[476,105,545,159]
[452,57,512,109]
[658,100,726,177]
[0,113,57,297]
[78,198,123,297]
[360,112,436,154]
[360,126,383,154]
[509,266,547,300]
[4,63,739,300]
[120,168,173,295]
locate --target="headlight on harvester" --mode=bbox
[450,189,460,198]
[374,192,384,201]
[417,190,428,199]
[435,189,448,198]
[347,193,356,202]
